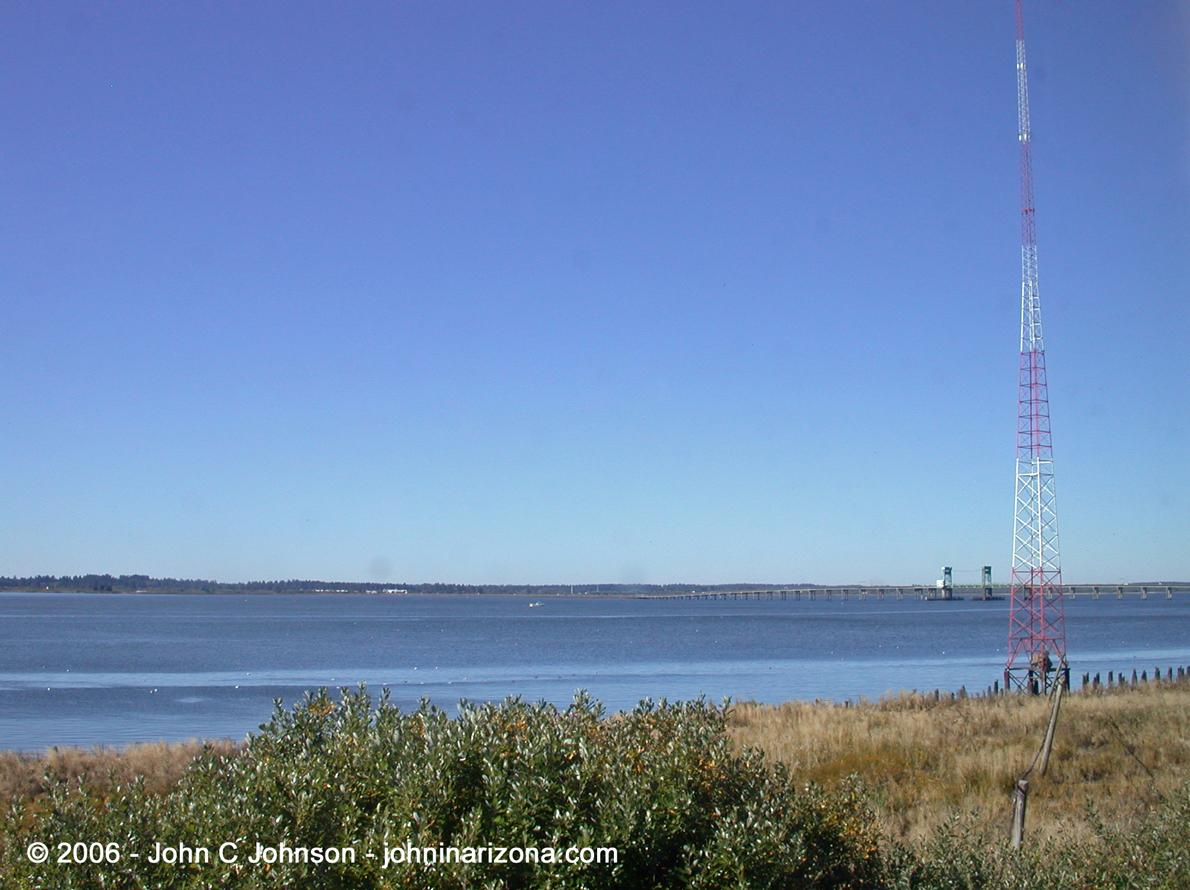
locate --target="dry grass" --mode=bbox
[729,679,1190,844]
[0,739,239,809]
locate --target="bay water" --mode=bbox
[2,591,1188,751]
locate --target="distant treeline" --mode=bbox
[0,575,820,595]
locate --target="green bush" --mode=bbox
[1,690,883,889]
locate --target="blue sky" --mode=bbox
[1,1,1186,585]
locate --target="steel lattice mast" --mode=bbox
[1004,0,1067,695]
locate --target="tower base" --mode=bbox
[1005,654,1069,696]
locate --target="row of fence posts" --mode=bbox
[979,664,1189,702]
[1082,665,1187,689]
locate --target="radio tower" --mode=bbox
[1004,0,1067,695]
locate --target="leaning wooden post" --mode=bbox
[1037,672,1065,777]
[1011,779,1029,850]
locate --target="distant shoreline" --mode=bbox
[4,579,1186,597]
[0,578,833,597]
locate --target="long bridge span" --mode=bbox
[637,584,1190,602]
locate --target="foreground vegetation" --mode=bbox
[2,684,1188,889]
[3,691,883,889]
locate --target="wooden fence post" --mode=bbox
[1011,779,1029,850]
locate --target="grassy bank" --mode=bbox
[9,681,1186,843]
[0,740,239,812]
[2,682,1189,888]
[730,680,1190,844]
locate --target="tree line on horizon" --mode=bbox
[0,575,822,595]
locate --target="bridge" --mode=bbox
[637,584,1190,602]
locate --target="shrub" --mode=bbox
[1,689,883,889]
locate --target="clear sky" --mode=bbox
[1,1,1186,586]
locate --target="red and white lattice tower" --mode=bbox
[1004,0,1067,695]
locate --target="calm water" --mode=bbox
[2,592,1188,750]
